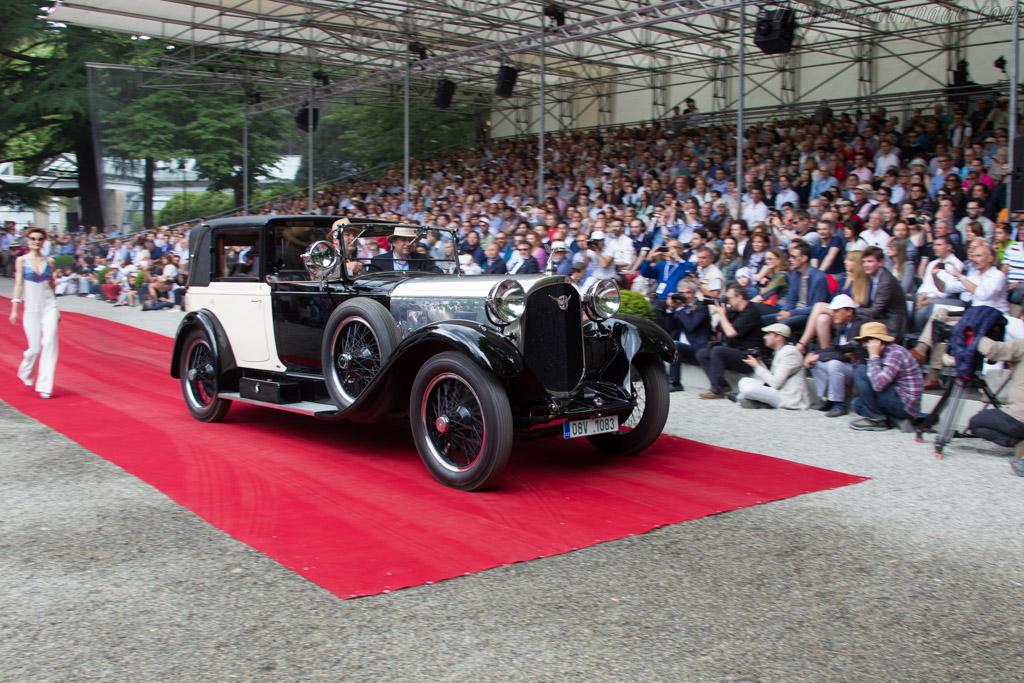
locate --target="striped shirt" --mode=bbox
[1002,242,1024,283]
[866,344,923,416]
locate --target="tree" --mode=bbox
[156,191,234,225]
[0,2,136,226]
[295,103,477,184]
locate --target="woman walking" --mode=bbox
[9,227,59,399]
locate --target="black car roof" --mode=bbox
[203,215,399,230]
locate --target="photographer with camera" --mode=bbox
[734,323,811,410]
[664,281,712,392]
[967,335,1024,476]
[803,295,859,417]
[849,322,923,432]
[586,230,618,284]
[696,285,767,400]
[638,240,696,328]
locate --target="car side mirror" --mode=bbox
[301,240,339,287]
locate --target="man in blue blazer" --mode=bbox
[762,239,830,334]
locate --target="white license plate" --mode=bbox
[563,415,619,439]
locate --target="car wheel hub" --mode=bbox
[435,415,449,433]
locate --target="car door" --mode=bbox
[207,228,272,364]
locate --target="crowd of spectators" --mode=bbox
[4,94,1024,448]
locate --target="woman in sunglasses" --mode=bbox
[8,227,59,399]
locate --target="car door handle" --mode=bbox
[250,298,262,303]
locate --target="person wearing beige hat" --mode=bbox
[734,322,810,410]
[368,226,440,273]
[849,321,923,431]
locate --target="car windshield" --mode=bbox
[340,223,460,278]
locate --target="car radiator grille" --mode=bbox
[523,283,585,394]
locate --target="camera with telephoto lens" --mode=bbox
[669,292,686,303]
[910,215,929,226]
[587,239,601,249]
[705,295,728,306]
[837,340,862,355]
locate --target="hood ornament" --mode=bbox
[549,294,571,311]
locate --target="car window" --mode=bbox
[215,230,261,280]
[273,224,333,278]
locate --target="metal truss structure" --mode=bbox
[50,0,1023,125]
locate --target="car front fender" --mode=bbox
[394,319,523,379]
[170,310,238,379]
[605,314,675,363]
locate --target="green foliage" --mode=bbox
[134,270,147,288]
[0,3,141,209]
[157,191,235,225]
[53,254,75,272]
[296,103,477,183]
[97,267,111,286]
[618,290,655,321]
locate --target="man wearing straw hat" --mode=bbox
[368,226,440,273]
[849,321,923,432]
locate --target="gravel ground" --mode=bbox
[2,280,1023,682]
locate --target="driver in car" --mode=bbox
[368,226,441,273]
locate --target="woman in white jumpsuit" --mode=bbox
[9,227,59,399]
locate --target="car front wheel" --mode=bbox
[410,351,513,491]
[180,329,231,423]
[587,355,668,455]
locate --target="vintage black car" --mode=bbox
[170,215,673,491]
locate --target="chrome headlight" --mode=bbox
[486,279,526,326]
[584,278,620,320]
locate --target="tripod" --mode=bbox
[914,372,1002,459]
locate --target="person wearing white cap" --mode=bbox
[734,322,810,410]
[803,295,859,417]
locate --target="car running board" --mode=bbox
[217,392,341,418]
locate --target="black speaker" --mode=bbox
[295,107,320,133]
[434,79,456,109]
[753,8,796,55]
[495,65,518,98]
[1011,135,1024,212]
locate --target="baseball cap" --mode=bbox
[827,294,857,310]
[590,230,606,240]
[761,322,792,338]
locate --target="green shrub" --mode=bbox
[97,266,111,285]
[53,254,75,272]
[618,289,655,321]
[134,270,148,288]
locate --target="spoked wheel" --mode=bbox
[322,299,399,410]
[180,330,230,423]
[587,355,669,455]
[411,351,512,491]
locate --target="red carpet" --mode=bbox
[1,303,867,598]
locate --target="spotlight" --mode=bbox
[245,89,262,105]
[312,70,330,87]
[995,56,1007,74]
[543,2,566,27]
[407,42,427,61]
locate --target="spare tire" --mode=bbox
[321,299,400,410]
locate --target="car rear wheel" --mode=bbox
[410,351,513,491]
[322,299,399,410]
[180,329,231,423]
[587,355,668,455]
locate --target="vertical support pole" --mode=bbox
[405,53,411,213]
[1010,2,1020,221]
[538,4,547,206]
[307,78,314,213]
[242,104,249,215]
[736,0,745,199]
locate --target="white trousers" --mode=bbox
[737,376,782,408]
[18,307,59,395]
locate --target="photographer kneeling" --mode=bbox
[735,323,811,410]
[696,285,767,399]
[967,336,1024,475]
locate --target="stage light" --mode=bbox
[995,56,1007,73]
[544,2,566,27]
[407,42,428,61]
[312,70,330,87]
